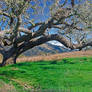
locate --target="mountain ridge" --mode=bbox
[23,43,70,56]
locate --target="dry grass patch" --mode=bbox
[11,79,34,90]
[17,50,92,62]
[0,81,16,92]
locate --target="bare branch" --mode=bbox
[18,27,32,34]
[62,22,83,31]
[18,34,92,54]
[28,22,43,30]
[0,10,11,17]
[60,0,68,7]
[71,0,74,7]
[14,18,54,44]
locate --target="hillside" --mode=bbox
[23,43,70,56]
[0,57,92,92]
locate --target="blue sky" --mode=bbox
[0,0,87,30]
[0,0,91,47]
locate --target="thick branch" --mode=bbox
[18,27,32,34]
[0,10,11,17]
[0,27,32,46]
[18,34,92,54]
[17,34,72,54]
[32,18,54,37]
[28,22,43,30]
[15,18,54,44]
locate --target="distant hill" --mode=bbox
[23,43,70,56]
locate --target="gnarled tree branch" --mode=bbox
[18,34,92,54]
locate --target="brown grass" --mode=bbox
[0,81,16,92]
[11,79,34,90]
[0,80,34,92]
[17,50,92,62]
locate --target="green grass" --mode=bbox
[0,57,92,92]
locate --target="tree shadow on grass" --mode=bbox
[0,69,26,78]
[10,62,32,67]
[50,60,57,64]
[41,66,58,70]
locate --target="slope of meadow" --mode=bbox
[0,57,92,92]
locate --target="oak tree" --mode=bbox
[0,0,91,66]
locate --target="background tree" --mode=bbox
[0,0,92,66]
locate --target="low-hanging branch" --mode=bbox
[0,0,91,66]
[17,34,92,55]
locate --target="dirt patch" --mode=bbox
[0,81,16,92]
[11,79,34,90]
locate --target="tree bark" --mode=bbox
[0,34,92,67]
[0,54,17,66]
[0,47,19,66]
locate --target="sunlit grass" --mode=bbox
[0,57,92,92]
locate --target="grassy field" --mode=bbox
[0,57,92,92]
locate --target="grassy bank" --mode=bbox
[0,57,92,92]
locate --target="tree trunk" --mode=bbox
[0,47,19,67]
[0,55,17,67]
